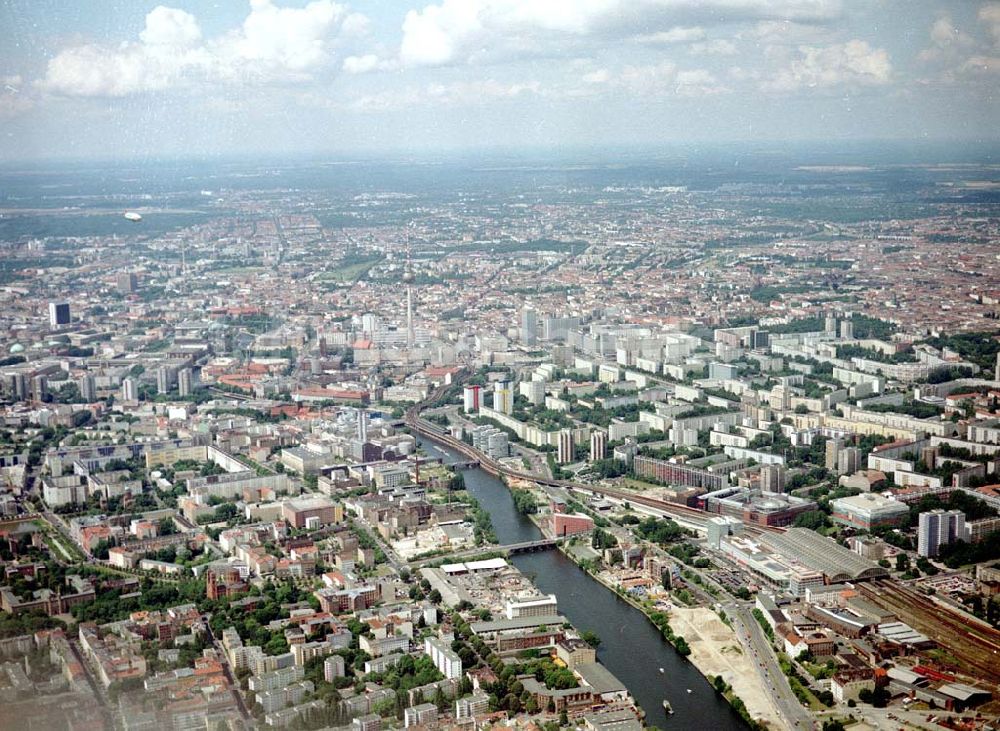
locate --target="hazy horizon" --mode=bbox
[1,138,999,169]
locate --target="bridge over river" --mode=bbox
[409,536,565,567]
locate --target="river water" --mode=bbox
[422,440,747,730]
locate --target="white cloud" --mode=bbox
[761,40,891,91]
[231,0,346,71]
[350,78,541,112]
[914,9,1000,82]
[400,0,481,67]
[39,0,365,97]
[674,68,727,95]
[582,68,611,84]
[343,54,396,74]
[742,20,830,45]
[930,16,974,48]
[918,15,976,63]
[41,44,191,97]
[139,6,202,48]
[690,39,738,55]
[613,61,725,96]
[620,61,678,93]
[398,0,840,67]
[341,12,372,37]
[636,27,706,44]
[980,2,1000,46]
[961,55,1000,74]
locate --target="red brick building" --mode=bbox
[552,513,595,537]
[205,567,247,601]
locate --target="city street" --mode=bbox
[203,618,252,721]
[726,601,816,730]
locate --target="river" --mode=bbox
[422,440,747,730]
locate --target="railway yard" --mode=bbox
[861,581,1000,690]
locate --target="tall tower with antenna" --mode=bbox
[403,234,415,350]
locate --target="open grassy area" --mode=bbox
[43,530,85,562]
[622,477,660,491]
[319,257,383,282]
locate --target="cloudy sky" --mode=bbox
[0,0,998,161]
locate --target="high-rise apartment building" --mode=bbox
[30,375,48,401]
[177,368,193,397]
[78,374,96,402]
[541,315,580,341]
[424,636,461,680]
[825,315,837,336]
[825,438,843,471]
[590,430,607,462]
[837,447,862,476]
[519,380,546,406]
[117,272,138,295]
[48,302,70,328]
[521,306,537,345]
[760,463,785,493]
[918,509,965,557]
[557,430,574,464]
[462,385,481,414]
[493,381,513,415]
[121,377,138,402]
[156,366,175,395]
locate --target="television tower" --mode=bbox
[403,234,415,350]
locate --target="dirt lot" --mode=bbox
[669,606,785,729]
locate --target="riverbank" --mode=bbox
[668,607,784,728]
[420,435,747,730]
[554,539,776,729]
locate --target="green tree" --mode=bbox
[434,685,448,712]
[793,510,829,531]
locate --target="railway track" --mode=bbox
[407,389,782,534]
[861,580,1000,686]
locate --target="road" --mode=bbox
[351,519,407,572]
[203,618,252,720]
[41,508,93,559]
[725,601,816,731]
[67,637,116,730]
